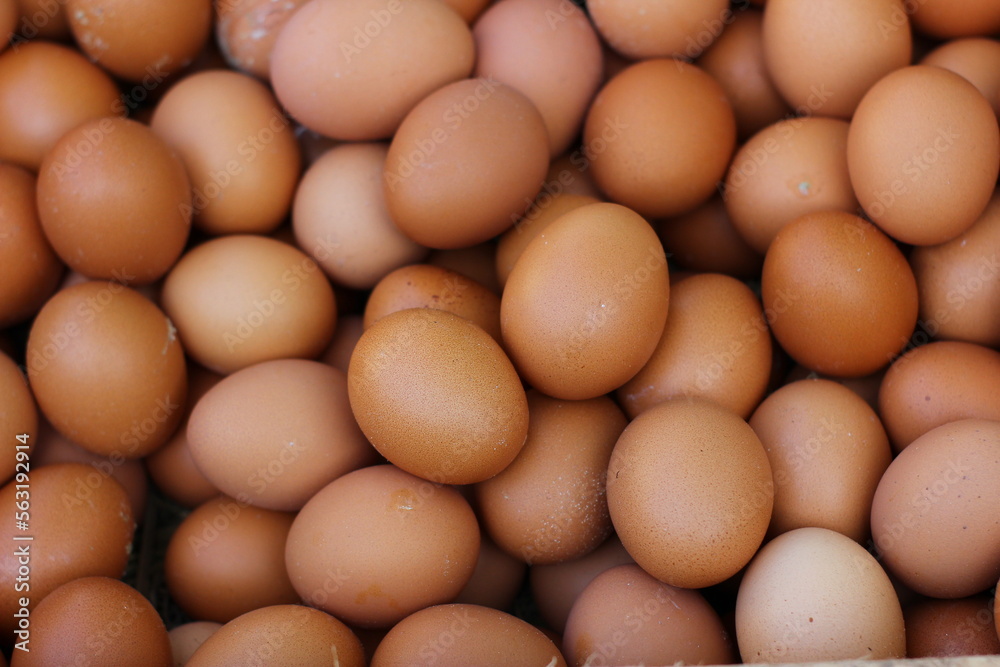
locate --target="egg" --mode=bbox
[0,352,36,485]
[215,0,310,80]
[563,564,735,666]
[427,243,503,294]
[761,211,918,377]
[658,195,763,279]
[871,419,1000,598]
[905,596,1000,657]
[271,0,474,141]
[371,604,566,667]
[607,397,773,589]
[187,359,376,511]
[736,527,905,662]
[847,65,1000,246]
[348,308,527,485]
[27,281,187,458]
[168,622,221,666]
[584,59,736,218]
[384,78,549,249]
[501,202,669,400]
[10,577,171,666]
[452,536,526,611]
[587,0,730,61]
[319,314,365,374]
[285,464,480,628]
[922,38,1000,117]
[910,0,1000,38]
[617,272,772,419]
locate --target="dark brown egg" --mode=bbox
[905,596,1000,657]
[657,195,763,279]
[0,352,36,485]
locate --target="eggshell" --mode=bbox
[905,596,1000,657]
[911,0,1000,38]
[658,195,764,279]
[922,38,1000,117]
[10,577,171,667]
[364,264,501,343]
[736,527,905,662]
[501,202,669,400]
[761,211,918,377]
[348,308,527,485]
[452,536,526,611]
[0,352,35,485]
[271,0,474,141]
[785,364,884,412]
[762,0,912,118]
[749,379,892,542]
[161,235,337,375]
[475,391,626,565]
[168,622,221,667]
[26,281,187,458]
[878,341,1000,451]
[0,463,134,637]
[427,243,502,294]
[215,0,309,80]
[292,142,426,290]
[285,465,480,628]
[0,164,62,328]
[66,0,211,81]
[617,272,772,420]
[472,0,603,156]
[37,116,191,285]
[384,78,549,249]
[587,0,730,60]
[150,70,301,235]
[0,41,118,169]
[186,604,365,667]
[848,65,1000,246]
[607,398,773,589]
[910,189,1000,348]
[564,564,734,666]
[725,117,857,254]
[371,604,566,667]
[871,419,1000,598]
[584,59,736,218]
[188,359,376,510]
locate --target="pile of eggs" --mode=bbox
[1,0,1000,664]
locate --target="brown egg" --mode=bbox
[166,495,299,623]
[658,196,764,279]
[497,193,599,289]
[292,143,427,290]
[364,265,501,343]
[910,190,1000,348]
[749,379,892,542]
[452,536,526,611]
[66,0,211,81]
[0,40,118,169]
[588,0,730,60]
[349,308,527,485]
[564,564,735,666]
[584,59,736,218]
[607,398,773,589]
[736,527,904,662]
[762,211,918,377]
[544,152,603,200]
[473,0,603,156]
[427,243,502,294]
[0,0,14,49]
[617,272,772,420]
[475,391,626,565]
[501,202,669,400]
[872,419,1000,598]
[37,117,191,285]
[188,359,376,511]
[762,0,912,118]
[530,536,635,634]
[150,70,301,235]
[911,0,1000,38]
[440,0,488,23]
[0,164,62,328]
[186,604,365,667]
[725,117,857,255]
[384,78,549,249]
[697,8,791,139]
[216,0,309,80]
[0,464,134,638]
[271,0,474,141]
[848,65,1000,246]
[27,282,186,458]
[0,352,35,486]
[371,604,566,667]
[784,364,885,412]
[10,577,171,667]
[144,364,221,508]
[161,235,337,375]
[922,38,1000,117]
[168,622,221,667]
[11,0,68,39]
[905,596,1000,657]
[878,341,1000,451]
[285,465,480,628]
